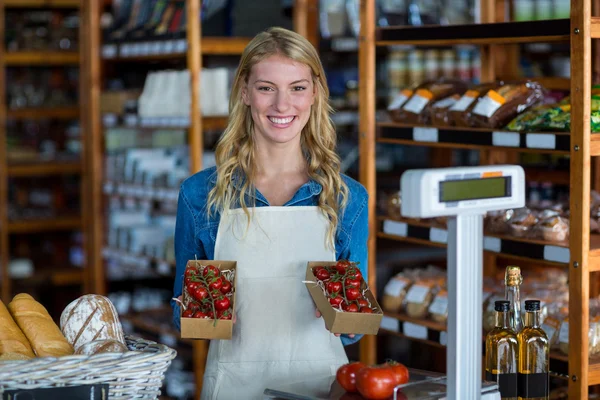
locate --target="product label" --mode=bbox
[485,371,518,398]
[402,89,434,114]
[472,90,506,118]
[405,285,430,304]
[428,294,448,316]
[403,322,428,339]
[517,373,549,398]
[384,278,409,297]
[432,96,457,109]
[559,321,569,344]
[450,90,479,111]
[387,89,413,110]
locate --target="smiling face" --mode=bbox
[242,54,316,147]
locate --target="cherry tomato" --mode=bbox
[326,281,342,295]
[387,362,409,386]
[356,366,397,400]
[220,279,232,294]
[182,309,194,318]
[203,265,220,278]
[186,281,202,293]
[219,309,233,320]
[185,266,199,278]
[346,287,361,301]
[357,298,369,308]
[360,307,374,314]
[191,286,209,301]
[347,267,362,281]
[329,295,344,307]
[315,268,331,281]
[336,362,366,393]
[342,303,359,312]
[214,296,231,311]
[345,277,361,288]
[208,277,223,291]
[193,311,208,318]
[335,260,351,274]
[188,302,201,312]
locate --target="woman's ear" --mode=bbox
[311,81,317,105]
[242,85,250,106]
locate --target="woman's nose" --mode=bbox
[274,90,291,112]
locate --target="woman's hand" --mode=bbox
[315,309,354,339]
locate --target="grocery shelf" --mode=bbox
[376,19,570,46]
[3,0,80,7]
[7,161,81,177]
[102,247,174,276]
[12,267,84,287]
[5,51,79,65]
[120,312,192,346]
[7,216,81,233]
[378,216,574,266]
[6,106,79,120]
[103,181,179,203]
[377,122,570,154]
[103,114,228,131]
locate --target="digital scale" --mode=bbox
[264,165,525,400]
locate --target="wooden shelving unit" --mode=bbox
[0,0,87,304]
[359,0,598,397]
[82,1,317,397]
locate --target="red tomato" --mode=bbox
[191,286,209,301]
[203,265,220,278]
[329,295,344,307]
[387,362,410,386]
[360,307,374,314]
[356,366,397,400]
[185,266,199,278]
[220,279,232,294]
[336,362,366,392]
[357,298,369,308]
[186,281,202,293]
[347,267,363,281]
[188,302,201,312]
[346,287,361,301]
[193,311,208,318]
[326,281,342,295]
[315,268,331,281]
[214,296,231,311]
[342,303,359,312]
[345,277,361,288]
[208,277,223,291]
[219,309,233,320]
[335,260,351,274]
[182,309,194,318]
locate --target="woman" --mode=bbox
[172,26,368,399]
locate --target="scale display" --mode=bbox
[439,177,511,203]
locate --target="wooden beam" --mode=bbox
[188,0,202,174]
[358,0,377,367]
[591,16,600,38]
[569,0,592,396]
[0,0,10,304]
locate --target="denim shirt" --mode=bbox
[171,166,369,346]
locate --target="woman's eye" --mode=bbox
[258,86,274,91]
[293,86,307,91]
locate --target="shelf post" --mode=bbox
[570,0,592,397]
[0,0,10,304]
[187,0,202,173]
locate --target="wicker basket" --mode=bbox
[0,336,177,399]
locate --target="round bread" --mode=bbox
[75,339,128,356]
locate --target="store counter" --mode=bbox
[263,369,500,400]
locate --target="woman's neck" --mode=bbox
[254,141,307,178]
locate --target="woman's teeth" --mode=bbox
[269,116,294,124]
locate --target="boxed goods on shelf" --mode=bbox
[306,261,383,335]
[180,260,236,340]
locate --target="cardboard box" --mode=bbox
[180,260,237,340]
[305,261,383,335]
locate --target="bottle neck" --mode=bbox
[495,310,511,328]
[525,310,541,328]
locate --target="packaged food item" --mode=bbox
[405,280,437,319]
[485,209,514,234]
[508,208,538,238]
[430,94,462,126]
[386,191,402,219]
[428,289,448,323]
[470,81,545,129]
[387,89,414,116]
[538,216,569,243]
[447,82,500,127]
[391,79,468,125]
[541,316,562,349]
[382,274,412,313]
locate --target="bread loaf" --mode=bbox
[60,294,125,351]
[74,339,128,356]
[8,293,73,357]
[0,300,34,360]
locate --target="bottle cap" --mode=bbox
[505,265,523,287]
[525,300,541,311]
[494,300,510,312]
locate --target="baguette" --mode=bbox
[8,293,73,357]
[0,300,34,360]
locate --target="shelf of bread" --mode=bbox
[376,19,570,46]
[7,161,81,177]
[3,0,80,7]
[4,51,79,65]
[7,216,81,234]
[6,107,79,120]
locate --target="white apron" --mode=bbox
[200,206,349,400]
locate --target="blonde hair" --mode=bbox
[207,27,348,247]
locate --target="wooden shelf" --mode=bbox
[3,0,80,7]
[377,122,570,154]
[376,19,570,46]
[202,37,251,55]
[6,107,79,120]
[103,114,228,131]
[8,216,81,233]
[13,267,83,287]
[5,51,79,65]
[378,216,576,266]
[7,161,81,177]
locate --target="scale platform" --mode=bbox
[263,369,500,400]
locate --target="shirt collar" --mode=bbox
[208,170,323,197]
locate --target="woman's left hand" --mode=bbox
[315,310,355,339]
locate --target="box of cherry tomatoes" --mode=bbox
[180,260,236,339]
[306,260,383,335]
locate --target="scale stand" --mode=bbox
[400,165,525,400]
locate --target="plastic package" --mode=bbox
[470,81,545,129]
[430,94,463,126]
[508,208,538,238]
[428,289,448,323]
[447,82,500,128]
[485,209,514,234]
[381,274,412,313]
[390,80,468,125]
[405,280,437,319]
[386,191,402,219]
[538,216,569,243]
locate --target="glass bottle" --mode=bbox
[518,300,549,400]
[505,266,523,332]
[485,300,518,400]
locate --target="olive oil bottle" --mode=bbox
[485,300,518,400]
[518,300,549,400]
[505,266,523,332]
